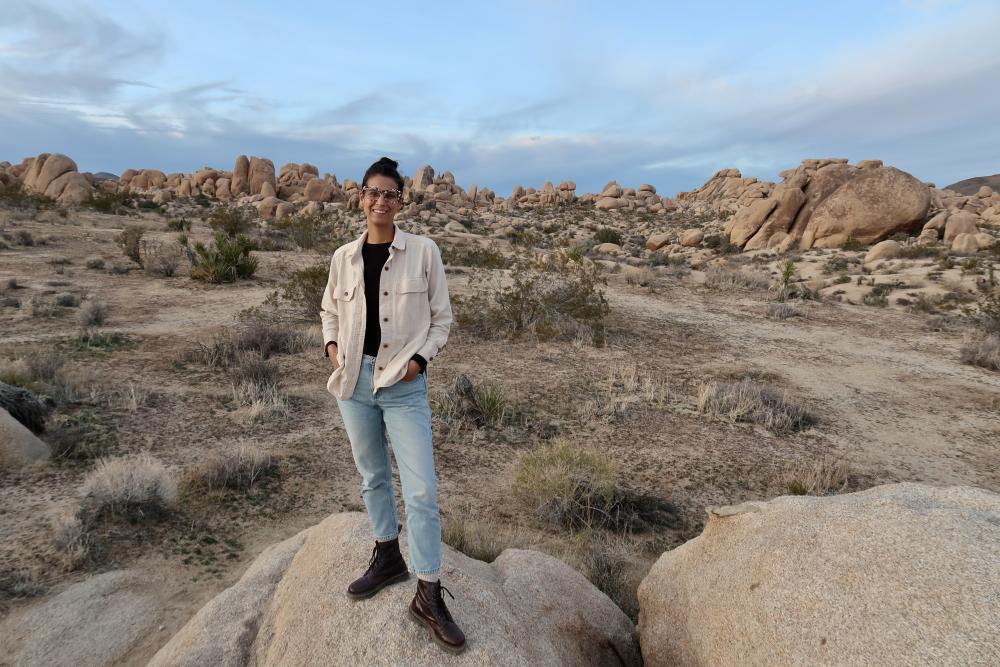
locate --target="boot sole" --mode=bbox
[346,570,410,600]
[408,607,467,654]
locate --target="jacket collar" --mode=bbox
[348,223,407,260]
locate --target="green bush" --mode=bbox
[454,257,609,345]
[91,191,133,214]
[439,242,507,268]
[115,226,145,267]
[840,237,866,252]
[207,205,254,238]
[275,263,328,317]
[190,233,257,283]
[593,227,623,245]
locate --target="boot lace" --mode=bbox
[431,583,456,624]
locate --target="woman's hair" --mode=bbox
[362,157,404,191]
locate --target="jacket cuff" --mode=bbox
[324,341,337,358]
[411,354,427,374]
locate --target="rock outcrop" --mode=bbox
[149,512,640,666]
[637,483,1000,667]
[0,407,50,468]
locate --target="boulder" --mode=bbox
[0,408,50,468]
[680,229,704,247]
[785,163,859,243]
[593,242,624,254]
[645,233,672,251]
[744,186,806,250]
[259,181,276,199]
[863,239,900,264]
[638,483,1000,667]
[727,198,778,247]
[231,155,250,196]
[974,232,996,250]
[800,167,930,249]
[600,182,623,198]
[977,185,994,198]
[25,153,77,194]
[412,165,434,191]
[924,210,949,233]
[595,197,625,211]
[249,157,276,196]
[0,570,164,666]
[951,233,979,254]
[45,171,92,204]
[150,512,639,666]
[943,211,980,243]
[215,178,232,201]
[303,178,333,202]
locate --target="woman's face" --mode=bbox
[361,174,401,226]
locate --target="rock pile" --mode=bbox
[2,153,94,204]
[638,483,1000,667]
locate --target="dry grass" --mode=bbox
[48,507,93,570]
[78,454,178,523]
[697,379,814,433]
[441,514,531,563]
[432,374,515,428]
[184,443,279,492]
[703,266,770,292]
[783,456,852,495]
[960,334,1000,371]
[78,300,108,327]
[580,361,673,424]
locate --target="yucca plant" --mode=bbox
[190,232,258,283]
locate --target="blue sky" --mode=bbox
[1,0,997,195]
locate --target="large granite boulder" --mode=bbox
[150,512,639,666]
[637,483,999,667]
[0,407,50,468]
[800,167,931,249]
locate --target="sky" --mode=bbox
[1,0,998,196]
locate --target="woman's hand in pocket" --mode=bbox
[402,359,420,382]
[327,343,340,370]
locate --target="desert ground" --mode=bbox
[1,190,998,663]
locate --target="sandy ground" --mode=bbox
[1,207,998,664]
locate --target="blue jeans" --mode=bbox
[335,354,441,575]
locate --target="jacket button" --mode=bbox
[383,317,388,322]
[383,343,388,348]
[377,366,383,370]
[383,291,388,296]
[384,266,389,271]
[343,291,348,296]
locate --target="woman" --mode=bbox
[320,157,465,654]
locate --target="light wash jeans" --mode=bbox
[336,354,441,575]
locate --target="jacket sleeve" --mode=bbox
[415,241,452,363]
[319,254,339,357]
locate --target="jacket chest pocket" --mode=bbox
[335,281,358,302]
[397,276,428,295]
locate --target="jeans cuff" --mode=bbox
[411,566,441,576]
[375,531,399,542]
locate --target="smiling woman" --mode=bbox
[319,157,465,654]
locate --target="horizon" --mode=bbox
[1,0,998,196]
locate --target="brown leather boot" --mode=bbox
[408,578,466,653]
[346,534,409,599]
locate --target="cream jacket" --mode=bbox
[320,224,452,400]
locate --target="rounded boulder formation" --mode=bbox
[149,512,640,666]
[637,483,999,667]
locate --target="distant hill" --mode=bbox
[92,172,119,182]
[943,174,1000,195]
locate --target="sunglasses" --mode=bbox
[361,186,402,204]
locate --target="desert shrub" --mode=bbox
[703,266,770,292]
[234,318,310,357]
[190,232,257,283]
[898,244,940,260]
[78,300,107,327]
[822,254,850,274]
[702,234,740,254]
[625,267,657,288]
[454,257,609,345]
[784,456,852,495]
[165,218,191,232]
[72,328,133,352]
[432,374,515,428]
[512,440,618,531]
[78,454,177,522]
[439,242,507,268]
[593,227,623,245]
[767,303,801,320]
[90,191,133,214]
[862,284,892,307]
[22,295,61,318]
[185,443,279,492]
[230,355,281,405]
[697,379,813,434]
[207,204,254,237]
[55,292,80,307]
[966,289,1000,334]
[140,239,185,277]
[85,257,105,270]
[0,183,55,210]
[959,335,1000,371]
[274,263,327,317]
[840,237,866,251]
[441,515,529,563]
[271,213,345,251]
[907,293,943,314]
[115,226,145,267]
[0,380,53,433]
[49,508,93,570]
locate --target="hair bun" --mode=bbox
[376,157,398,169]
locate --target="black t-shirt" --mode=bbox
[361,241,392,357]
